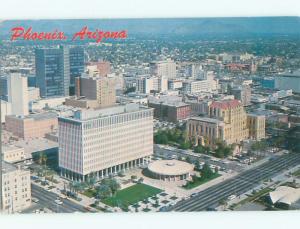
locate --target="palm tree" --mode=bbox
[38,152,47,166]
[86,175,97,189]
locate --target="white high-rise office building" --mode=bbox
[58,104,154,181]
[150,59,176,79]
[7,73,29,116]
[136,76,168,94]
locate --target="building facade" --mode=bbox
[69,46,85,94]
[148,101,191,123]
[247,114,266,140]
[187,99,265,147]
[187,100,249,146]
[136,76,168,94]
[7,73,29,116]
[150,59,176,79]
[231,85,251,106]
[35,46,70,97]
[182,79,218,94]
[75,74,116,108]
[58,104,154,181]
[5,112,58,139]
[1,162,31,213]
[275,70,300,93]
[3,145,26,163]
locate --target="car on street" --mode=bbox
[32,197,39,203]
[55,199,63,205]
[227,195,237,201]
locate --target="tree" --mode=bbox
[38,152,47,166]
[101,178,120,195]
[72,181,81,194]
[154,132,168,144]
[138,177,144,184]
[124,87,136,94]
[86,175,97,189]
[219,198,228,210]
[215,141,233,158]
[110,179,121,194]
[96,185,112,199]
[179,141,192,150]
[201,163,214,179]
[195,160,201,170]
[191,175,198,183]
[131,175,137,181]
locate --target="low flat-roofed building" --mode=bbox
[65,97,100,109]
[269,186,300,206]
[3,145,26,163]
[1,161,31,213]
[147,160,194,181]
[148,100,191,123]
[5,112,58,140]
[148,95,190,122]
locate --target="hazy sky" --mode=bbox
[0,0,299,19]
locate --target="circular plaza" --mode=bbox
[147,160,194,181]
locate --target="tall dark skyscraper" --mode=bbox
[69,46,85,95]
[35,46,70,97]
[35,46,84,97]
[69,47,84,86]
[0,75,8,100]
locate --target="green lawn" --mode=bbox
[83,189,97,198]
[102,183,163,208]
[292,169,300,177]
[183,173,221,190]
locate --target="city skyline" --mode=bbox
[0,16,300,217]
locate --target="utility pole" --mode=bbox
[0,99,2,212]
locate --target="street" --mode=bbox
[28,184,89,213]
[170,153,300,211]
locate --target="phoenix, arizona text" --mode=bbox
[10,26,128,43]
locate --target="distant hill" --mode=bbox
[1,17,300,37]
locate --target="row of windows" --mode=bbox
[83,111,152,130]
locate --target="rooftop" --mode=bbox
[60,103,152,121]
[148,160,194,176]
[210,99,241,109]
[189,116,224,125]
[1,161,17,174]
[278,70,300,78]
[7,112,57,121]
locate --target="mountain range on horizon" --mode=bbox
[1,17,300,37]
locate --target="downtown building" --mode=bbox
[136,75,168,94]
[7,72,29,116]
[73,73,116,108]
[58,104,154,181]
[150,59,176,79]
[231,85,251,106]
[182,79,218,94]
[35,46,84,97]
[275,70,300,93]
[1,162,31,213]
[187,99,265,147]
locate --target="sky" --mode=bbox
[0,0,299,19]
